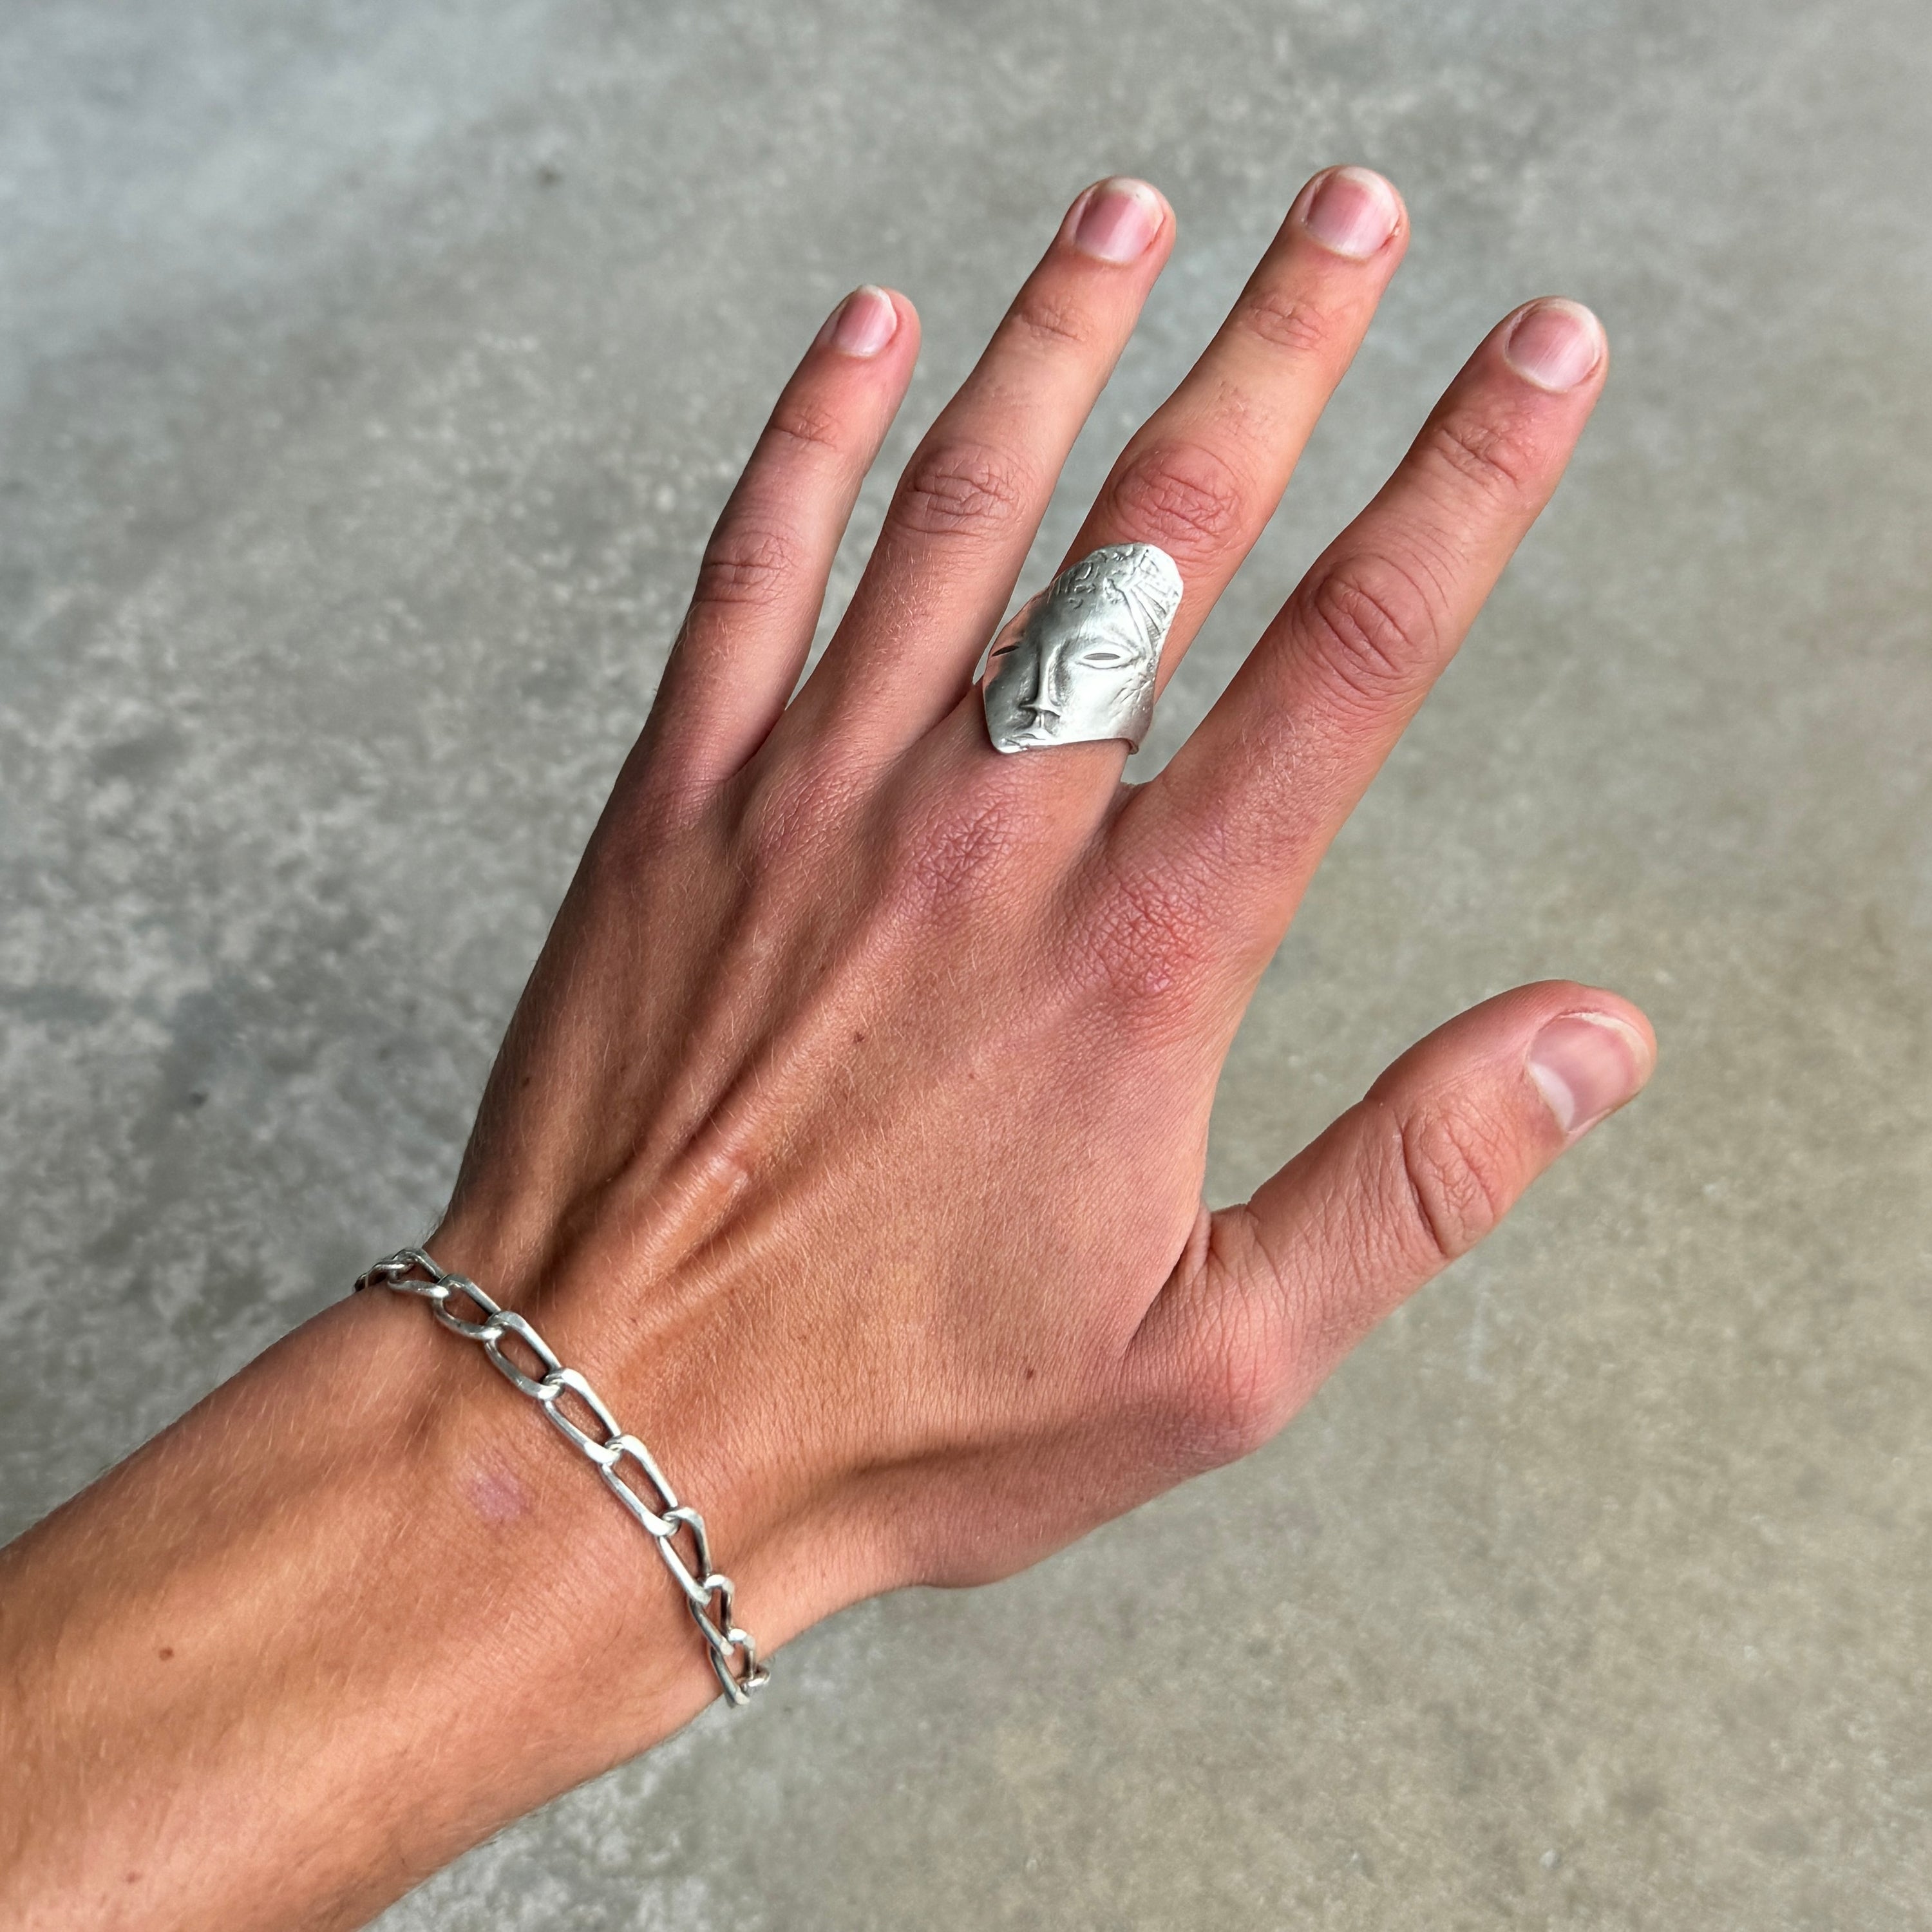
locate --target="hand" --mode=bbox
[0,167,1653,1931]
[439,170,1651,1679]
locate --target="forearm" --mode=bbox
[0,1288,728,1932]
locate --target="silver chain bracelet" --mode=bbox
[355,1247,769,1706]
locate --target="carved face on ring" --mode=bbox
[981,543,1183,753]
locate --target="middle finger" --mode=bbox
[1054,165,1409,703]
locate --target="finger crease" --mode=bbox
[1238,289,1331,357]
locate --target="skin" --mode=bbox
[0,166,1654,1931]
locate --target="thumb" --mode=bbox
[1132,980,1655,1468]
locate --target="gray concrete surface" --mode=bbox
[4,1,1930,1924]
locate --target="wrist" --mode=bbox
[383,1284,742,1751]
[0,1283,741,1932]
[422,1213,887,1699]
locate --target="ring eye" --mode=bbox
[1077,645,1131,669]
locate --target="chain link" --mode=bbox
[355,1247,770,1707]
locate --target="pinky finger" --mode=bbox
[644,285,920,785]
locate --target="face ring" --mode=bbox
[981,542,1184,755]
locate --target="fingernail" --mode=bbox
[1502,298,1606,393]
[819,285,898,357]
[1070,178,1165,264]
[1528,1013,1653,1137]
[1298,166,1401,259]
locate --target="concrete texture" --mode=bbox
[4,1,1930,1924]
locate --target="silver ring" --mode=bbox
[981,542,1183,754]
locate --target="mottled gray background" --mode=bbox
[3,1,1929,1925]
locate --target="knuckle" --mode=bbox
[891,439,1033,544]
[1166,1267,1289,1468]
[886,786,1032,918]
[1238,287,1332,357]
[999,289,1094,354]
[734,753,866,866]
[1388,1097,1513,1265]
[689,520,805,616]
[1294,551,1445,707]
[592,763,712,867]
[1077,856,1217,1022]
[764,394,847,459]
[1421,407,1538,500]
[1101,440,1247,569]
